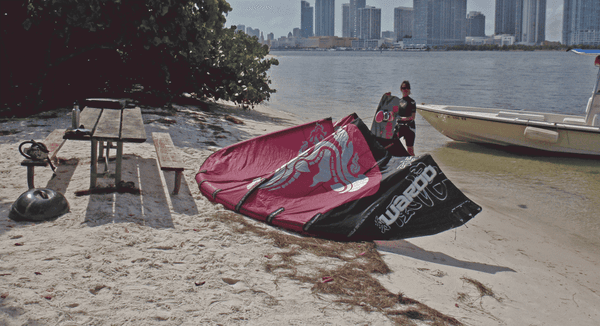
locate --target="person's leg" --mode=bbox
[405,126,416,156]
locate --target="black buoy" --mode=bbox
[9,188,69,222]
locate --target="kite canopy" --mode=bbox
[196,114,481,241]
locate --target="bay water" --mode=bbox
[264,50,600,251]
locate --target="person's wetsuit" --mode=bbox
[397,95,416,148]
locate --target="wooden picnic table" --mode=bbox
[64,101,147,189]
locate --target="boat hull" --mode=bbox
[417,105,600,156]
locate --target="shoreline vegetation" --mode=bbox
[1,1,278,119]
[270,44,600,52]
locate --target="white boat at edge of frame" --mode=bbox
[417,49,600,156]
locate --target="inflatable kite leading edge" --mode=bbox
[195,114,481,241]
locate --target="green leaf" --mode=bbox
[22,19,32,31]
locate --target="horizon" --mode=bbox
[224,0,564,42]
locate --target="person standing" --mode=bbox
[397,80,417,156]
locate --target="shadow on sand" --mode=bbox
[376,239,516,274]
[80,155,197,228]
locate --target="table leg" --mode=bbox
[90,139,98,188]
[115,141,123,186]
[99,141,105,160]
[103,141,111,173]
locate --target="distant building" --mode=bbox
[314,36,355,48]
[381,31,395,39]
[349,0,366,38]
[298,38,320,48]
[342,3,350,37]
[358,6,381,40]
[466,34,515,46]
[246,27,260,38]
[235,24,246,33]
[394,6,413,41]
[412,0,466,46]
[293,27,301,38]
[494,34,516,45]
[315,0,335,37]
[267,33,275,41]
[562,0,600,46]
[466,11,486,37]
[301,1,314,38]
[495,0,519,36]
[494,0,546,44]
[351,39,380,49]
[465,36,489,45]
[520,0,546,45]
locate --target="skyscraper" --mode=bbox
[413,0,466,46]
[495,0,519,36]
[520,0,546,45]
[315,0,335,36]
[246,27,260,38]
[349,0,366,38]
[394,7,413,41]
[342,3,350,37]
[358,6,381,40]
[301,1,314,38]
[562,0,600,46]
[466,11,486,37]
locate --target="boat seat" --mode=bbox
[562,117,587,125]
[497,111,545,121]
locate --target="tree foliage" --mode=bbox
[0,0,278,117]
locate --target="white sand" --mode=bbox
[1,102,599,325]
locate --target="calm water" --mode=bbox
[264,50,600,250]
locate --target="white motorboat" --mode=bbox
[417,49,600,156]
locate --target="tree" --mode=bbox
[0,0,278,117]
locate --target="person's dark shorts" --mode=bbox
[397,122,416,147]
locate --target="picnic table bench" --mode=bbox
[21,129,67,189]
[152,132,185,195]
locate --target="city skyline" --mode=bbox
[562,0,600,46]
[224,0,565,41]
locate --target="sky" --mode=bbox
[224,0,564,42]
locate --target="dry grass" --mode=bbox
[460,277,500,301]
[215,211,463,326]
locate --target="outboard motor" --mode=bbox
[19,140,55,171]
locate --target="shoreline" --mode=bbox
[1,102,599,325]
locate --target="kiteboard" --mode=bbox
[371,93,408,139]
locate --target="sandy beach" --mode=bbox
[1,101,599,325]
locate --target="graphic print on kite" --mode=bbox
[196,114,482,241]
[258,124,372,194]
[304,154,482,241]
